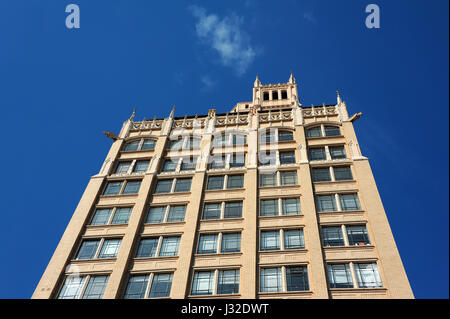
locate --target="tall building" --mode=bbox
[33,74,413,299]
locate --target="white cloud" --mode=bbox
[189,5,257,76]
[200,75,216,90]
[303,11,317,24]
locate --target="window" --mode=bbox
[312,167,331,182]
[325,126,341,136]
[111,207,132,224]
[191,271,215,296]
[168,135,200,151]
[261,199,279,217]
[197,234,218,254]
[124,273,173,299]
[260,268,282,292]
[286,266,309,291]
[154,178,192,194]
[210,156,226,169]
[263,92,270,101]
[90,208,113,226]
[346,226,370,245]
[221,233,241,253]
[162,159,178,172]
[328,264,353,288]
[260,231,280,251]
[334,166,353,181]
[321,227,345,247]
[203,203,222,220]
[306,127,322,138]
[209,153,246,169]
[329,146,346,159]
[75,238,121,260]
[180,157,197,171]
[278,130,294,141]
[279,151,296,164]
[282,198,301,215]
[272,91,279,100]
[186,137,201,149]
[133,160,149,173]
[258,152,276,166]
[146,205,186,224]
[229,154,245,168]
[136,236,180,258]
[281,90,288,99]
[284,230,305,249]
[280,171,297,185]
[260,172,277,187]
[207,175,224,190]
[232,134,247,146]
[115,161,131,174]
[122,180,141,194]
[224,202,243,218]
[169,138,184,151]
[354,263,382,288]
[58,275,109,299]
[202,201,243,220]
[103,180,141,196]
[217,270,240,294]
[339,193,361,211]
[316,195,337,212]
[309,147,326,160]
[213,134,228,147]
[227,175,244,189]
[123,139,155,151]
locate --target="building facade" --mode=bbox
[32,74,414,299]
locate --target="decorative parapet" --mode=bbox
[302,105,337,118]
[259,109,293,123]
[215,113,249,126]
[130,118,164,131]
[172,116,206,129]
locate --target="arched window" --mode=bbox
[123,138,156,151]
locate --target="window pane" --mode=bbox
[133,160,149,173]
[98,239,121,258]
[207,176,224,190]
[214,134,228,147]
[309,147,326,160]
[141,139,155,150]
[334,166,353,181]
[115,162,131,174]
[284,229,305,249]
[227,175,244,189]
[259,152,276,166]
[103,181,123,195]
[111,207,132,224]
[123,180,141,194]
[316,195,337,212]
[186,137,201,149]
[280,171,297,185]
[124,275,149,299]
[149,273,173,298]
[82,276,109,299]
[279,151,296,164]
[159,237,180,256]
[181,158,197,171]
[191,271,214,295]
[210,156,226,169]
[260,172,277,187]
[278,131,293,141]
[260,231,280,251]
[169,138,184,151]
[136,238,159,258]
[322,227,345,247]
[203,203,221,220]
[306,127,322,138]
[325,126,341,137]
[124,141,139,151]
[339,194,361,211]
[260,268,282,292]
[58,276,86,299]
[260,199,279,217]
[328,264,353,288]
[354,263,382,288]
[174,178,192,192]
[282,198,301,215]
[221,233,241,253]
[224,202,242,218]
[217,270,239,295]
[229,154,245,168]
[347,226,370,245]
[312,167,331,182]
[286,266,309,291]
[198,234,218,254]
[155,179,173,193]
[329,146,346,159]
[146,206,166,224]
[232,134,246,146]
[76,240,100,260]
[167,206,186,222]
[162,159,178,172]
[90,208,112,226]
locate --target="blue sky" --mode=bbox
[0,0,448,299]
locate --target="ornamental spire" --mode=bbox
[254,74,261,87]
[289,71,296,84]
